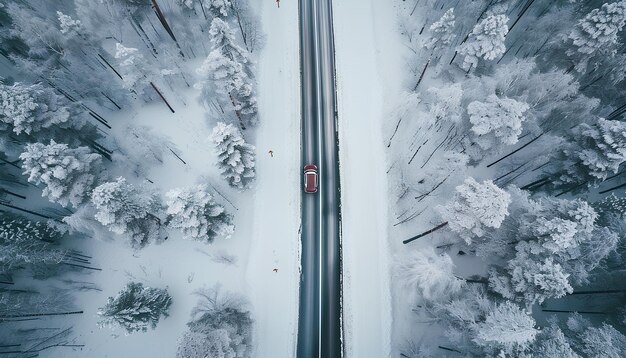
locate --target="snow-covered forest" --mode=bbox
[389,0,626,356]
[0,0,263,356]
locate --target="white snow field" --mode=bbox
[333,0,405,356]
[245,0,301,357]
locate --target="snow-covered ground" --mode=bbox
[333,0,405,356]
[45,85,258,357]
[41,2,302,356]
[245,0,301,356]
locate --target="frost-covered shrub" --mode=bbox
[212,122,256,189]
[98,282,172,333]
[438,177,511,244]
[91,177,164,249]
[20,140,103,207]
[166,184,234,242]
[457,14,509,70]
[467,95,529,150]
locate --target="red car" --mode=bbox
[303,164,318,193]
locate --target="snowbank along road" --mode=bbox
[297,0,342,356]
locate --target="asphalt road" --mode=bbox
[297,0,342,356]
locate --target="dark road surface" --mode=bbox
[296,0,342,356]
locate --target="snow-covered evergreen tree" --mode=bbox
[177,285,253,358]
[0,214,67,274]
[426,8,456,50]
[211,122,256,189]
[473,301,538,356]
[555,118,626,192]
[0,82,71,135]
[467,95,529,151]
[56,11,81,35]
[578,323,626,358]
[197,18,258,128]
[438,177,510,244]
[457,14,509,70]
[396,247,464,300]
[166,185,234,242]
[177,329,236,358]
[568,1,626,71]
[489,250,574,306]
[115,43,147,92]
[20,140,103,207]
[209,0,232,18]
[98,282,172,333]
[533,324,581,358]
[91,177,164,249]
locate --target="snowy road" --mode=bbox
[297,0,342,356]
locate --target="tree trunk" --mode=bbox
[0,311,83,319]
[403,222,448,244]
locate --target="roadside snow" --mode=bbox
[245,0,301,357]
[333,0,405,356]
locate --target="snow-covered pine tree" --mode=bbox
[438,177,511,244]
[553,118,626,193]
[197,18,258,128]
[0,82,71,136]
[426,8,456,50]
[532,324,580,358]
[568,1,626,72]
[211,122,256,189]
[208,0,232,18]
[489,250,574,306]
[395,247,464,300]
[176,329,236,358]
[467,94,529,151]
[457,14,509,71]
[115,43,147,93]
[91,177,164,249]
[165,184,234,242]
[177,285,253,357]
[98,282,172,333]
[56,11,82,35]
[0,213,67,274]
[577,323,626,358]
[20,140,103,207]
[473,301,538,356]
